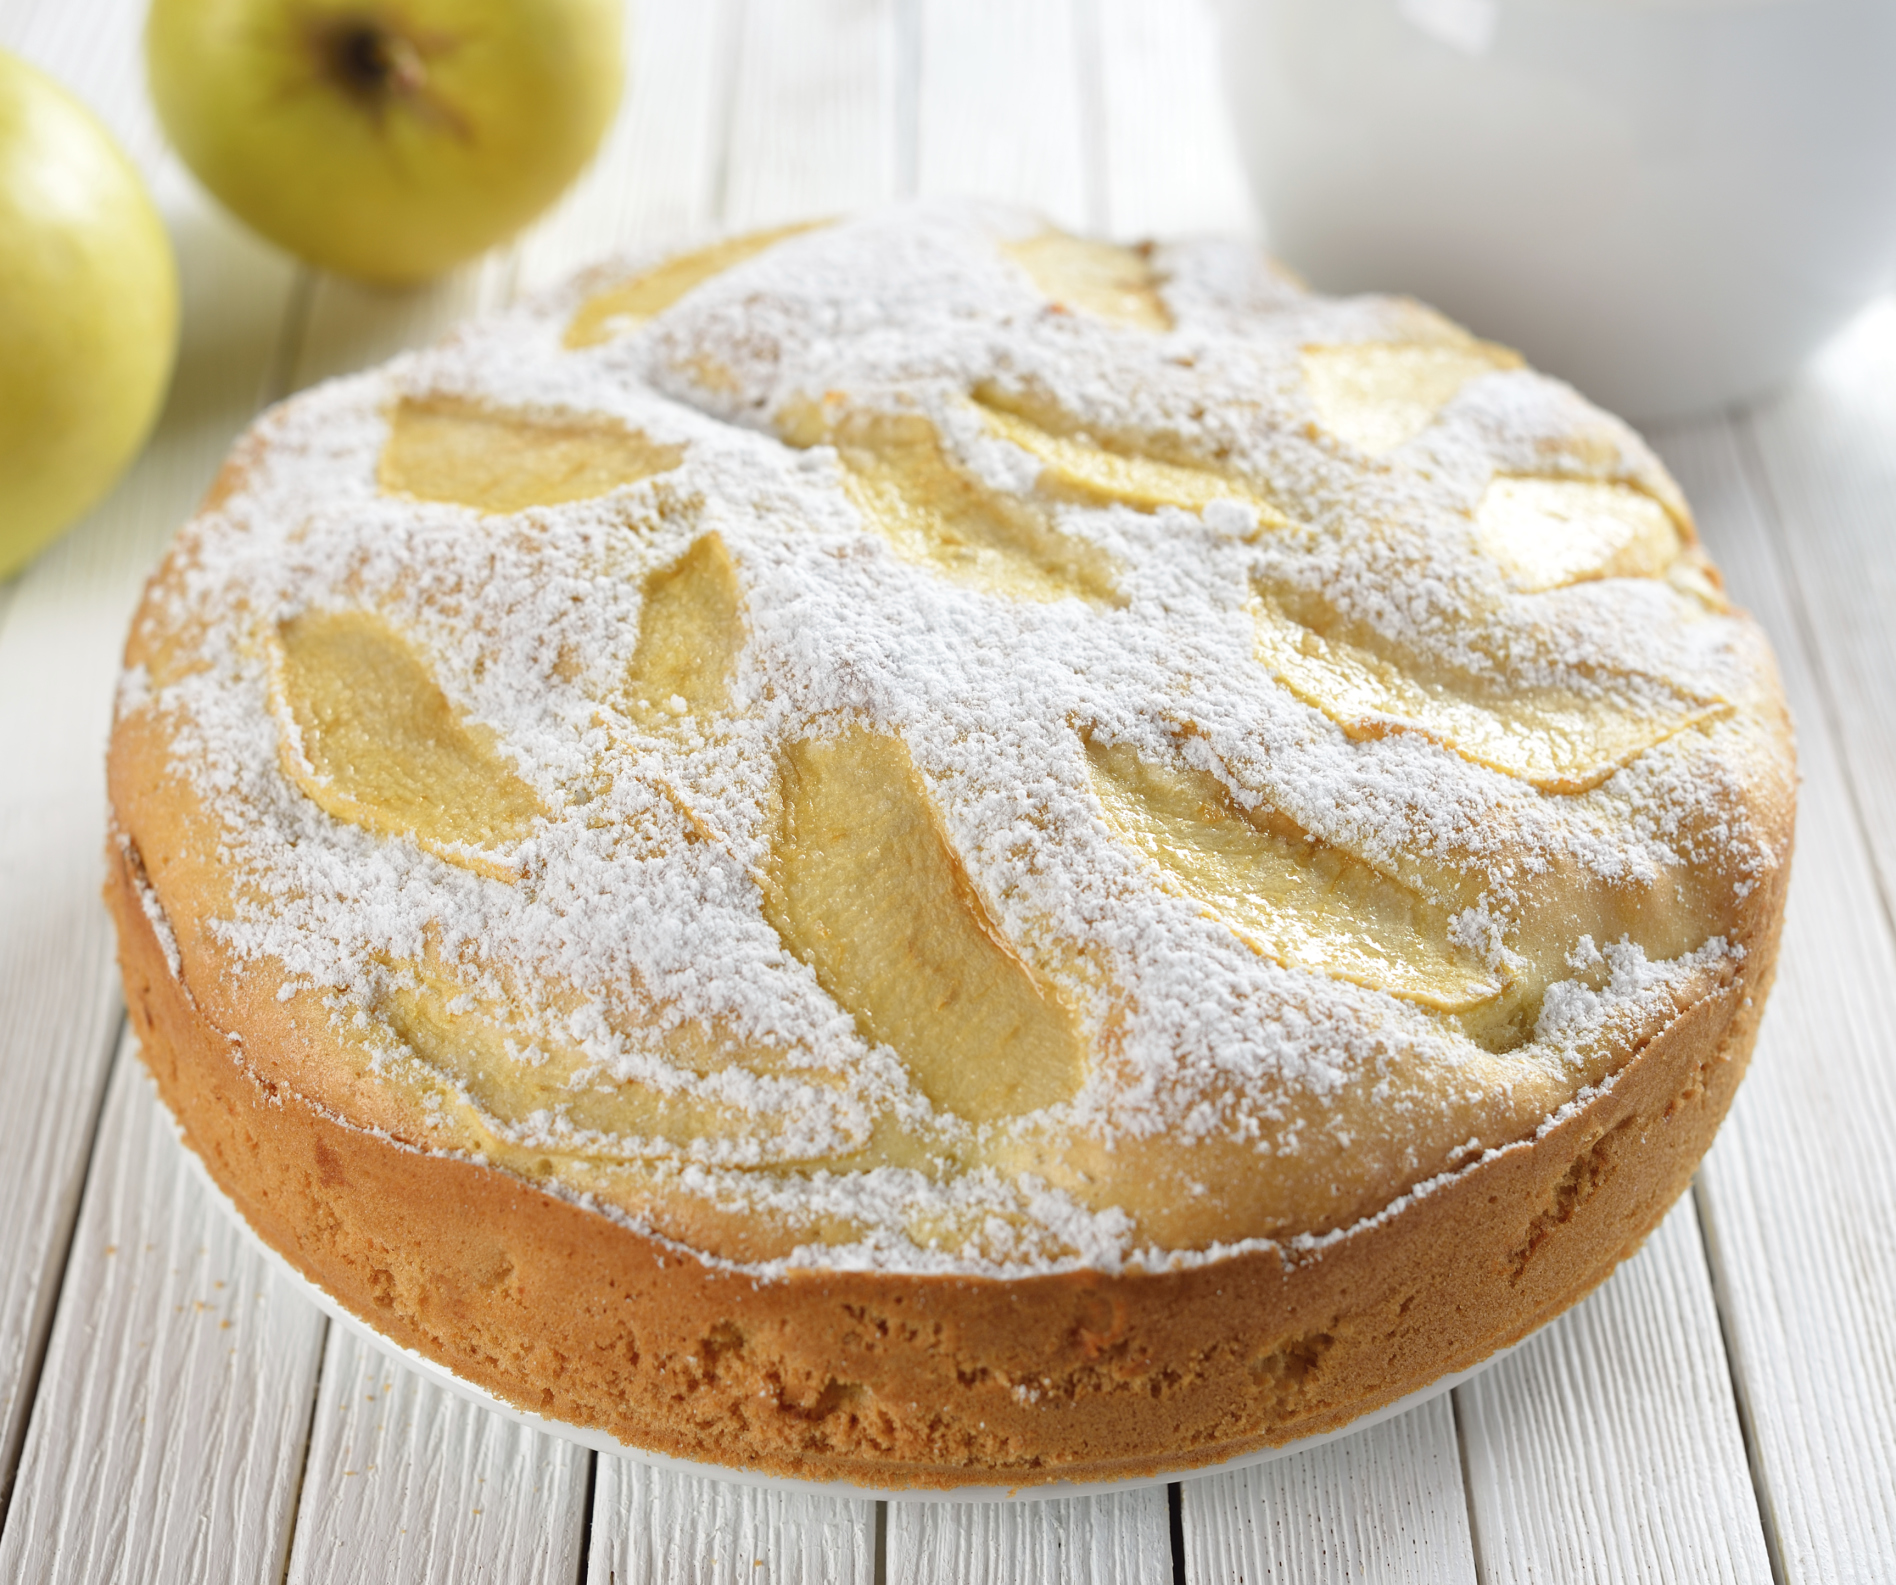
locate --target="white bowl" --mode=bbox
[1215,0,1896,418]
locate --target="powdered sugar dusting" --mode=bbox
[115,201,1790,1278]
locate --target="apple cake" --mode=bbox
[106,201,1794,1489]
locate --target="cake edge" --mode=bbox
[104,827,1785,1489]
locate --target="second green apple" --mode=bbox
[146,0,623,284]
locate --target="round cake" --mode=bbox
[106,201,1794,1489]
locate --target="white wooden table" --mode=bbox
[1,1,1892,1579]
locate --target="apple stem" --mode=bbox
[320,19,428,109]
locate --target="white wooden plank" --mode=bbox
[272,5,907,1574]
[283,1328,589,1585]
[914,0,1090,230]
[836,9,1170,1575]
[0,2,164,1503]
[269,13,738,1580]
[515,0,732,294]
[0,1037,327,1582]
[273,4,906,1577]
[587,1459,876,1585]
[1093,0,1256,239]
[1650,411,1896,1585]
[1097,12,1737,1579]
[1456,1196,1773,1585]
[1096,4,1454,1574]
[720,0,900,229]
[1741,302,1896,911]
[268,44,644,1585]
[874,13,1176,1578]
[290,250,517,393]
[1439,405,1884,1585]
[0,769,123,1519]
[567,3,900,1568]
[0,17,302,1518]
[888,1490,1170,1585]
[1179,1397,1474,1585]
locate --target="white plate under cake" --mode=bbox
[106,201,1794,1489]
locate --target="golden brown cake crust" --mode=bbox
[109,826,1783,1487]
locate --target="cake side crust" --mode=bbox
[108,830,1783,1488]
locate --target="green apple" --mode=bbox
[0,51,178,581]
[146,0,624,285]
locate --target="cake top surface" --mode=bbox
[115,200,1793,1278]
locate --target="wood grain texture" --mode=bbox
[888,1491,1171,1585]
[12,0,1891,1578]
[1179,1397,1474,1585]
[516,0,731,294]
[1102,9,1461,1577]
[915,0,1092,230]
[588,1459,876,1585]
[277,2,902,1575]
[569,1,899,1563]
[721,0,900,229]
[1456,1195,1773,1585]
[0,1039,326,1583]
[283,1328,590,1585]
[890,12,1168,1572]
[1093,0,1255,239]
[1741,304,1896,904]
[1094,20,1765,1584]
[268,12,718,1581]
[290,252,518,394]
[1654,413,1896,1585]
[0,5,300,1517]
